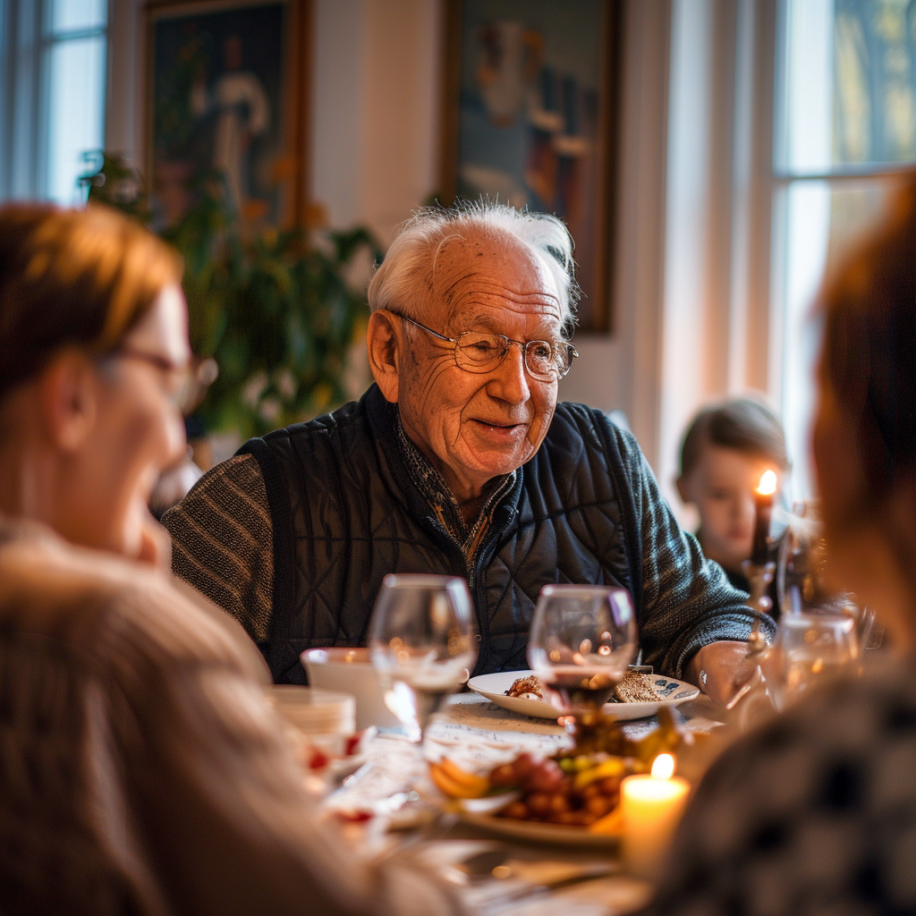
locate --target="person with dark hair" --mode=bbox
[0,203,464,916]
[164,201,774,706]
[645,176,916,915]
[677,397,790,600]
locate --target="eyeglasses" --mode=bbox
[393,313,577,382]
[114,347,219,415]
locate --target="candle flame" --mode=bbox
[651,753,675,780]
[757,470,777,496]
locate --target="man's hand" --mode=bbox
[685,640,755,706]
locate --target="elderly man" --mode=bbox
[164,203,772,703]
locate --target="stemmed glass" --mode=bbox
[767,612,859,711]
[765,501,866,710]
[368,574,477,747]
[777,500,875,646]
[527,585,637,751]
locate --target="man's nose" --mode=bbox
[488,341,530,403]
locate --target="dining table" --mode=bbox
[315,684,730,916]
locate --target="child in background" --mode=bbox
[677,397,790,609]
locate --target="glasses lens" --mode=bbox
[176,356,219,415]
[454,332,507,372]
[525,341,564,381]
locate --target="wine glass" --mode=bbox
[527,584,637,751]
[777,500,875,646]
[368,574,477,746]
[767,611,859,711]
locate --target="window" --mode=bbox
[0,0,108,204]
[774,0,916,499]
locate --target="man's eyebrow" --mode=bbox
[460,312,563,337]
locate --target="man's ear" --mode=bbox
[367,310,401,404]
[38,351,98,452]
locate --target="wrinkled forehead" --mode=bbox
[427,229,564,326]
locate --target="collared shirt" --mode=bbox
[395,414,516,569]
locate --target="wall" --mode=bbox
[106,0,771,525]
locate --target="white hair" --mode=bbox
[367,201,580,335]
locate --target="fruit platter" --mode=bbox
[428,707,693,843]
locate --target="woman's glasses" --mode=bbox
[114,348,219,416]
[394,312,577,382]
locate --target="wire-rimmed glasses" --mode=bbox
[111,348,219,416]
[393,312,578,381]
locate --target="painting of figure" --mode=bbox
[444,0,619,333]
[147,0,305,229]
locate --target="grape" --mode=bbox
[489,763,516,787]
[526,792,552,817]
[511,752,536,783]
[526,759,564,793]
[502,801,530,820]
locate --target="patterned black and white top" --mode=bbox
[646,655,916,916]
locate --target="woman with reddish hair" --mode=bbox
[0,204,462,916]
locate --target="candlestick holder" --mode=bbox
[741,558,776,617]
[725,561,778,727]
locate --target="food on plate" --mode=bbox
[613,671,664,703]
[428,758,491,798]
[490,751,638,829]
[505,675,543,700]
[430,708,703,832]
[504,669,665,705]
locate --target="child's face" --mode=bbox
[678,444,782,574]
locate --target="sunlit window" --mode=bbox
[0,0,107,203]
[774,0,915,500]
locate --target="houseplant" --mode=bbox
[81,152,382,439]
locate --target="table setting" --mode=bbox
[264,492,882,915]
[268,576,742,915]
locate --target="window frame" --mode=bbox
[0,0,108,202]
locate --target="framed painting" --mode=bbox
[440,0,622,334]
[145,0,309,229]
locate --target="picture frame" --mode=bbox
[440,0,622,334]
[144,0,310,229]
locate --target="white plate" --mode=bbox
[457,809,621,847]
[467,670,699,721]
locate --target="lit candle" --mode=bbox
[751,470,778,565]
[621,753,691,878]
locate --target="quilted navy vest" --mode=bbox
[239,385,644,684]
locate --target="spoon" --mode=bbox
[448,847,617,892]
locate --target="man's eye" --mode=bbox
[470,340,498,353]
[530,342,554,361]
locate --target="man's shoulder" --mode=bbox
[257,388,382,450]
[544,401,641,466]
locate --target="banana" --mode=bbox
[438,758,491,795]
[428,761,490,798]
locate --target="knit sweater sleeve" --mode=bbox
[611,424,774,678]
[162,454,274,645]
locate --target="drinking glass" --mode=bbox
[777,500,875,646]
[368,574,477,746]
[527,585,637,750]
[767,611,859,711]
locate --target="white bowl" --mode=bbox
[301,647,402,731]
